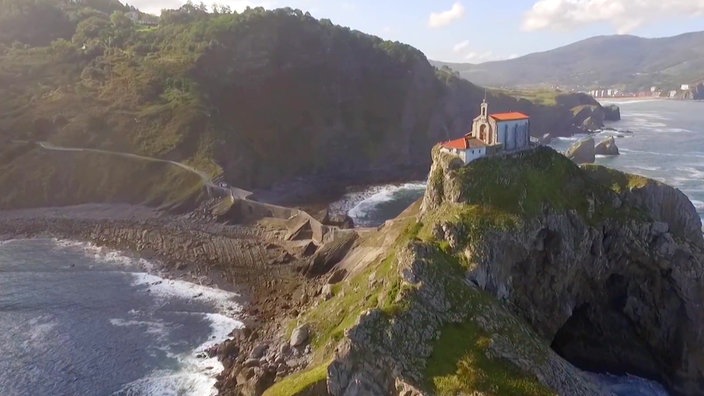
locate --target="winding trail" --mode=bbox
[36,141,253,199]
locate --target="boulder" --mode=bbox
[571,105,605,132]
[603,104,621,121]
[290,324,310,347]
[249,343,269,359]
[594,137,620,156]
[321,283,334,300]
[327,213,355,229]
[305,230,358,277]
[565,137,595,164]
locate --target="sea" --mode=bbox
[0,238,242,396]
[330,99,704,395]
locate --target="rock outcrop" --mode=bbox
[328,242,606,396]
[603,104,621,121]
[571,105,605,131]
[594,136,619,155]
[565,137,596,164]
[421,146,704,395]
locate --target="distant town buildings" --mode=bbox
[439,100,531,165]
[586,82,701,99]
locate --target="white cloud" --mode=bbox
[428,2,466,28]
[523,0,704,34]
[453,40,470,53]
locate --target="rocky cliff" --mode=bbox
[247,146,704,396]
[421,146,704,395]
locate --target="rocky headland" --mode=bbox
[204,146,704,396]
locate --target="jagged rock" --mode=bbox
[305,230,358,277]
[594,137,619,156]
[249,343,269,359]
[290,324,310,347]
[571,105,606,132]
[327,268,347,284]
[566,137,595,164]
[237,367,276,396]
[244,358,261,368]
[321,284,334,300]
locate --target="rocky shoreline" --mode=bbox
[0,201,356,394]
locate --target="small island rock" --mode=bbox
[595,136,620,156]
[603,104,621,121]
[565,137,595,164]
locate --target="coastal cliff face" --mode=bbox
[254,146,704,396]
[421,146,704,395]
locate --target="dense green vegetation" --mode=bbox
[0,0,591,210]
[433,32,704,91]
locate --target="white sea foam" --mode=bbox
[599,99,662,105]
[113,313,242,396]
[677,167,704,180]
[663,127,692,133]
[44,240,244,396]
[690,200,704,212]
[347,182,426,224]
[49,239,156,272]
[130,273,242,314]
[108,271,243,396]
[109,318,169,337]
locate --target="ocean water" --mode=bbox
[328,182,427,227]
[0,239,242,396]
[551,99,704,224]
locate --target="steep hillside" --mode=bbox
[434,31,704,91]
[1,2,595,209]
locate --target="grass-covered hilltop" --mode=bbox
[0,0,613,210]
[225,146,704,396]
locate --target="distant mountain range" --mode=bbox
[433,31,704,91]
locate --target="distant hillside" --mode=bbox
[0,1,598,209]
[433,32,704,91]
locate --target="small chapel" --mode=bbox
[440,100,531,164]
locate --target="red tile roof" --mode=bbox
[441,137,468,150]
[490,112,530,121]
[440,137,486,150]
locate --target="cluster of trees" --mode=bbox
[0,0,442,187]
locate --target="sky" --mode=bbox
[126,0,704,63]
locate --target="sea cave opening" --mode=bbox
[548,274,673,388]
